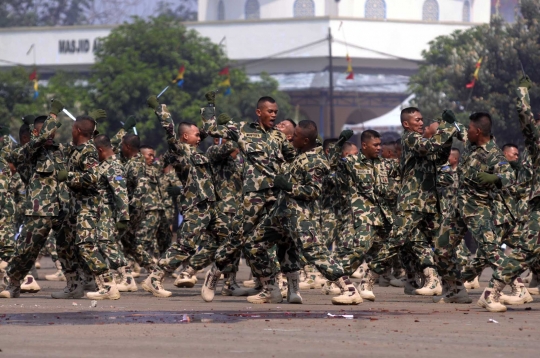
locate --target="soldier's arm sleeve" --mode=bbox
[289,163,326,201]
[9,115,60,165]
[200,105,240,141]
[206,141,238,163]
[404,123,457,157]
[110,128,126,154]
[281,137,296,163]
[437,164,454,188]
[107,167,130,222]
[66,147,99,190]
[516,86,540,157]
[493,156,515,189]
[153,104,194,161]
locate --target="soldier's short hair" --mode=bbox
[451,148,460,155]
[342,141,355,153]
[140,145,155,151]
[469,112,492,136]
[177,121,198,136]
[123,133,140,149]
[33,115,48,126]
[323,138,338,151]
[400,107,420,124]
[257,96,276,109]
[502,143,518,152]
[93,134,111,149]
[19,124,30,140]
[297,120,318,143]
[361,129,380,143]
[74,116,96,137]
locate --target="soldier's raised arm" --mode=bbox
[200,92,240,141]
[516,76,540,157]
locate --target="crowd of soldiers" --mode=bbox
[0,75,539,313]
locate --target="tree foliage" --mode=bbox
[0,0,91,27]
[409,0,540,146]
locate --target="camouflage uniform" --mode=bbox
[120,152,157,270]
[96,154,130,270]
[59,139,109,276]
[9,173,26,230]
[153,104,218,273]
[6,116,66,281]
[155,165,178,255]
[139,162,165,259]
[496,86,540,278]
[0,157,16,263]
[331,146,396,276]
[200,105,296,272]
[436,138,520,285]
[320,169,340,248]
[187,141,244,272]
[244,147,345,281]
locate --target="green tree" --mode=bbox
[88,15,292,151]
[0,0,91,27]
[409,0,540,146]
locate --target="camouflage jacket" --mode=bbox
[8,115,66,217]
[65,140,100,214]
[9,172,26,222]
[97,154,130,222]
[331,146,396,227]
[0,156,15,222]
[141,163,165,212]
[320,170,340,219]
[438,163,458,215]
[458,139,514,218]
[516,85,540,203]
[273,146,328,221]
[124,153,147,212]
[516,148,533,217]
[206,141,244,214]
[160,168,182,210]
[201,105,296,194]
[382,158,401,212]
[155,104,215,212]
[398,122,458,214]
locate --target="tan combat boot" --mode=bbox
[464,276,480,290]
[359,271,378,301]
[477,280,507,312]
[351,262,368,279]
[332,276,363,305]
[20,275,41,293]
[0,260,8,290]
[500,277,533,305]
[142,269,172,297]
[244,277,263,295]
[246,277,283,304]
[174,266,198,288]
[414,267,442,296]
[117,266,138,292]
[45,260,66,281]
[299,273,317,289]
[35,255,43,269]
[87,272,121,300]
[285,271,303,304]
[528,273,540,295]
[522,270,532,283]
[0,279,21,298]
[321,281,341,295]
[201,264,221,302]
[434,280,472,304]
[221,272,251,296]
[131,261,141,278]
[51,272,84,299]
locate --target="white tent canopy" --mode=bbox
[343,94,415,134]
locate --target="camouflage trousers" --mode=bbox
[156,208,174,256]
[7,216,59,281]
[97,215,128,270]
[321,210,339,248]
[38,230,59,262]
[243,205,345,282]
[455,240,472,269]
[335,217,391,276]
[370,211,440,275]
[214,189,277,272]
[497,199,540,279]
[157,200,217,272]
[187,200,239,272]
[120,206,157,270]
[139,210,162,259]
[436,207,520,284]
[0,214,15,263]
[58,210,108,276]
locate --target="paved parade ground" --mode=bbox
[1,257,539,358]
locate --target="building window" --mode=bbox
[462,0,471,22]
[217,0,225,21]
[422,0,439,21]
[294,0,315,17]
[365,0,386,20]
[245,0,260,19]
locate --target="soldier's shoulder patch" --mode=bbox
[441,165,450,170]
[114,175,124,181]
[498,161,508,166]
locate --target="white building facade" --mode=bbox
[0,0,491,137]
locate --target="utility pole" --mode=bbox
[328,27,335,137]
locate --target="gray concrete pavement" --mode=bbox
[1,257,539,358]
